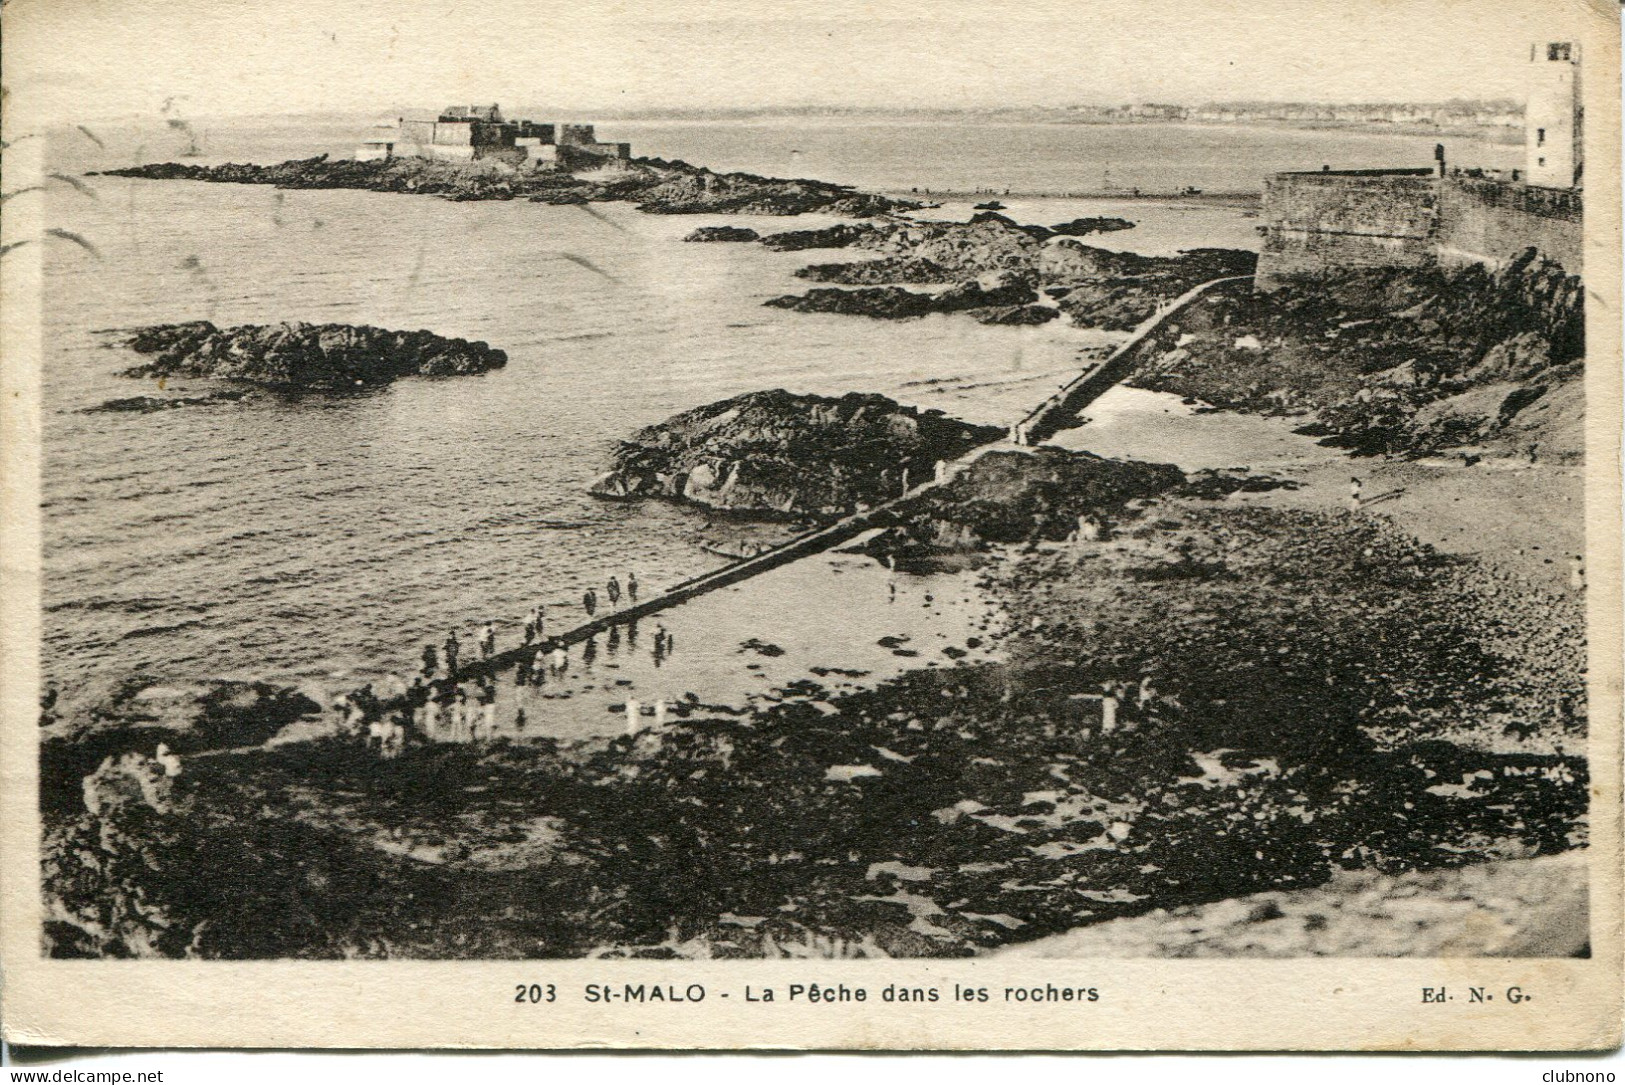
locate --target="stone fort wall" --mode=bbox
[1258,170,1583,286]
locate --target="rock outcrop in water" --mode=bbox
[765,269,1041,324]
[112,321,507,389]
[1129,248,1584,457]
[1048,216,1137,237]
[758,223,883,251]
[97,155,920,218]
[80,391,252,413]
[590,389,1005,519]
[763,212,1253,329]
[684,225,761,243]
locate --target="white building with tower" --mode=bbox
[1526,41,1582,189]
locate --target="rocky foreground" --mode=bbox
[109,321,507,391]
[758,212,1256,328]
[97,154,918,218]
[590,389,1005,519]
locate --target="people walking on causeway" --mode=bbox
[443,630,460,679]
[607,576,622,608]
[583,589,597,617]
[626,572,638,604]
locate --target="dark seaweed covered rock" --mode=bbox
[758,223,883,251]
[80,391,252,413]
[766,269,1037,320]
[795,256,954,284]
[112,321,507,389]
[969,303,1059,326]
[1048,216,1137,236]
[590,389,1004,519]
[1129,248,1585,457]
[1046,245,1259,330]
[875,447,1184,554]
[683,225,761,243]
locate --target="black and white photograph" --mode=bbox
[1,0,1619,1052]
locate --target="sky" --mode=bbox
[2,0,1611,125]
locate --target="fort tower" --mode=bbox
[1526,41,1582,189]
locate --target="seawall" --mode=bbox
[1258,170,1582,285]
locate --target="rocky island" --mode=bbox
[96,154,919,218]
[590,389,1005,519]
[110,321,508,390]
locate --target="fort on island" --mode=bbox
[355,103,631,171]
[1258,41,1583,285]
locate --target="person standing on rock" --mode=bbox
[480,621,496,660]
[551,642,568,677]
[1100,690,1119,735]
[583,589,597,617]
[424,685,443,740]
[625,698,641,736]
[480,684,497,740]
[607,576,622,608]
[421,643,439,677]
[444,631,461,679]
[627,573,639,604]
[1348,476,1364,512]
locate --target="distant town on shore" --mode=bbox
[544,98,1526,135]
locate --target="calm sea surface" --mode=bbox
[39,116,1518,693]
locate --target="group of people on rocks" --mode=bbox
[581,572,638,619]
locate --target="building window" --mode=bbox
[1537,128,1546,145]
[1547,42,1571,62]
[1538,156,1546,167]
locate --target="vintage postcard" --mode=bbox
[1,0,1619,1052]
